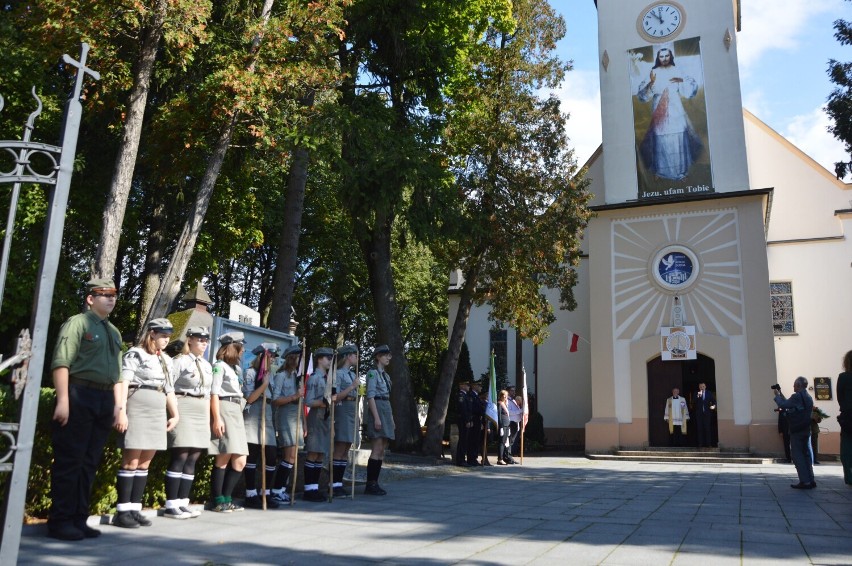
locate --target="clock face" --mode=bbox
[638,2,684,42]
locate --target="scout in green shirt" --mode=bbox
[48,278,123,541]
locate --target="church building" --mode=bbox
[449,0,852,455]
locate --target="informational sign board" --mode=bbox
[209,316,298,374]
[813,377,832,401]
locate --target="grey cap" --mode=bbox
[338,344,358,356]
[314,347,334,357]
[218,331,246,345]
[147,318,174,334]
[87,278,116,292]
[283,344,302,357]
[374,344,391,356]
[186,326,210,338]
[251,342,280,356]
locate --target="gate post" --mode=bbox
[0,43,99,564]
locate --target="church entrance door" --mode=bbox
[647,354,716,447]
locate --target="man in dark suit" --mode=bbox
[695,382,716,448]
[455,381,472,466]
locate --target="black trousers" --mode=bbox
[455,422,469,464]
[49,383,114,525]
[696,414,712,447]
[467,421,483,463]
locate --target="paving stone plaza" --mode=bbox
[20,454,852,565]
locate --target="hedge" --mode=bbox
[0,385,213,519]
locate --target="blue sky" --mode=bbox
[549,0,850,175]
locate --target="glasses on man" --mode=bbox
[91,290,117,297]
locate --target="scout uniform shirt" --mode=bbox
[52,310,122,384]
[122,348,175,393]
[212,361,244,399]
[173,353,212,397]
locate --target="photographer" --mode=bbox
[773,377,816,489]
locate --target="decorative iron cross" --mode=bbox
[62,43,100,101]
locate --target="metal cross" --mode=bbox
[62,43,101,101]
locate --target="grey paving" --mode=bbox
[18,455,852,565]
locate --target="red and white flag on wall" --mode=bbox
[567,331,582,352]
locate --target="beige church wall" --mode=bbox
[743,111,850,242]
[536,266,593,432]
[767,238,852,442]
[597,0,749,204]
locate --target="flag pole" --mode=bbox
[351,354,360,499]
[291,341,306,506]
[260,350,268,510]
[327,353,337,503]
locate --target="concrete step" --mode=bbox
[615,450,752,458]
[587,453,772,465]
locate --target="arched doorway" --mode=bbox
[647,354,716,447]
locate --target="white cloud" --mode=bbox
[737,0,841,71]
[782,106,848,175]
[552,69,602,166]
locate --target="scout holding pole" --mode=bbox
[259,349,268,510]
[351,354,361,499]
[290,341,306,506]
[326,352,337,503]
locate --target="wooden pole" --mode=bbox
[260,351,268,510]
[327,354,337,502]
[351,356,360,499]
[291,341,306,506]
[520,418,525,465]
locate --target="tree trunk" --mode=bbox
[137,201,166,341]
[139,0,275,329]
[94,0,168,279]
[422,263,480,457]
[268,92,313,332]
[360,217,420,451]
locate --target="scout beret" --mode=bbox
[283,344,302,357]
[251,342,280,356]
[338,344,358,356]
[314,347,334,357]
[186,326,209,338]
[86,277,116,292]
[374,344,391,355]
[218,331,246,345]
[147,318,174,334]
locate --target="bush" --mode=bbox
[0,385,213,518]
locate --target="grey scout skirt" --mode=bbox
[209,399,249,456]
[168,395,210,449]
[365,398,395,440]
[243,397,276,446]
[304,406,329,454]
[333,399,358,443]
[123,388,167,450]
[274,403,301,447]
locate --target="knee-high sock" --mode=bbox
[131,469,149,505]
[274,461,293,490]
[332,459,347,488]
[116,468,135,510]
[304,460,322,490]
[211,466,226,499]
[223,465,243,499]
[366,458,380,483]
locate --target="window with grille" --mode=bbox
[770,282,795,335]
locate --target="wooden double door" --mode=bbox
[647,354,717,447]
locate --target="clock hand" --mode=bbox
[655,8,664,24]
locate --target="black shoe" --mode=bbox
[73,520,102,538]
[813,461,821,465]
[112,511,140,529]
[263,495,280,509]
[131,510,152,526]
[47,523,85,541]
[302,490,325,502]
[364,482,386,495]
[790,482,812,489]
[332,486,347,498]
[244,495,263,509]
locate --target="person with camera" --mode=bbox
[773,377,816,489]
[838,350,852,485]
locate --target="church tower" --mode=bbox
[584,1,780,452]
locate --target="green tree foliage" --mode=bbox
[422,0,591,456]
[827,2,852,179]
